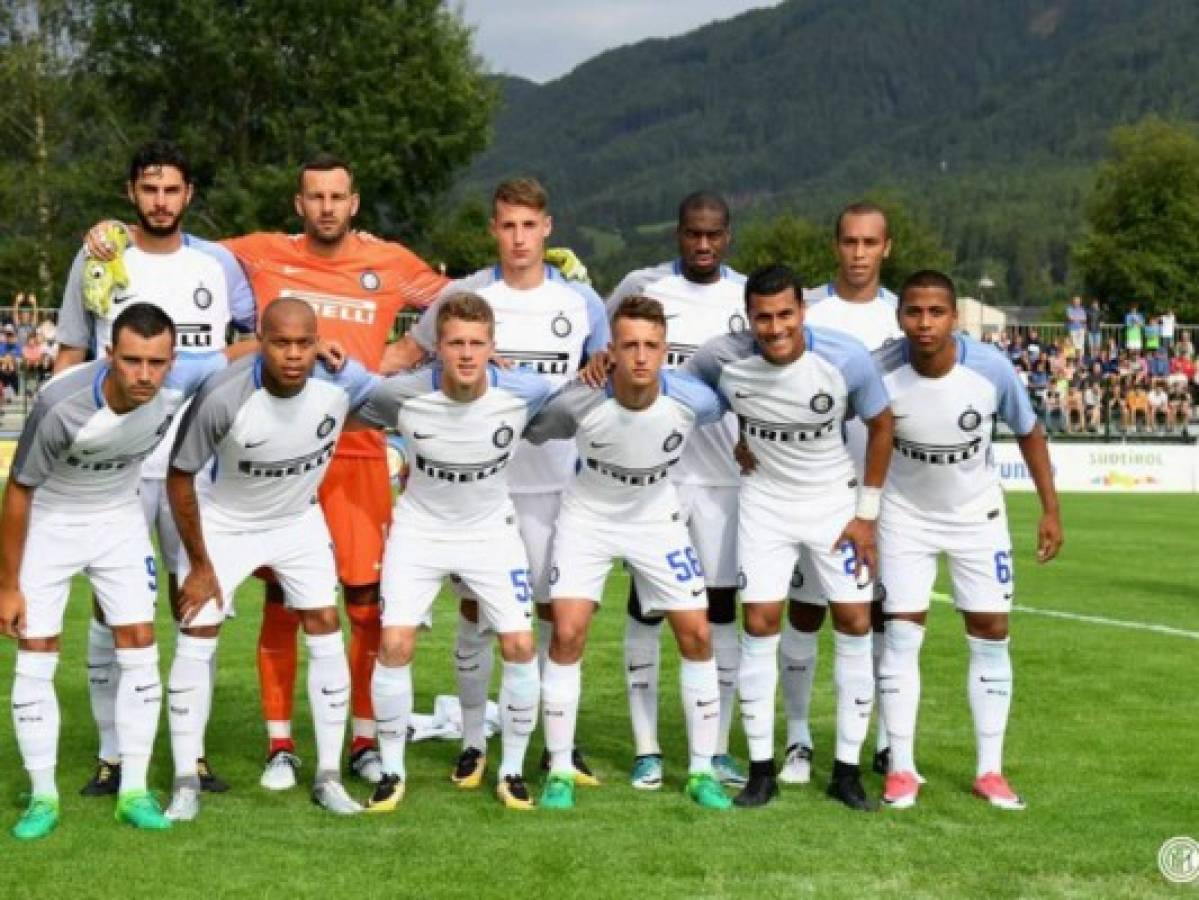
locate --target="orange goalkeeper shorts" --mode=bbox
[318,455,392,588]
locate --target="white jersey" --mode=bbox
[608,260,745,487]
[171,356,377,531]
[803,282,901,352]
[411,265,609,494]
[524,371,723,524]
[354,364,554,537]
[59,234,257,480]
[686,327,889,503]
[876,335,1037,522]
[10,354,225,520]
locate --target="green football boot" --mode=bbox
[12,795,59,840]
[115,790,172,831]
[540,773,576,810]
[685,772,732,810]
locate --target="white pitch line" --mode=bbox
[929,592,1199,640]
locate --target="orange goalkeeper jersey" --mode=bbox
[224,232,448,458]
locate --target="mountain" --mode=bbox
[458,0,1199,299]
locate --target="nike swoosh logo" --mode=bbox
[979,677,1010,683]
[168,687,194,695]
[1002,593,1014,600]
[627,663,653,672]
[320,685,349,696]
[734,391,756,399]
[854,698,872,706]
[245,439,269,448]
[134,683,159,693]
[506,705,536,713]
[697,698,718,707]
[377,715,405,725]
[690,587,705,597]
[12,701,36,709]
[454,651,477,661]
[413,432,435,439]
[590,441,613,448]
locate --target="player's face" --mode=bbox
[437,318,494,390]
[748,287,804,365]
[677,207,730,282]
[106,329,175,410]
[491,202,551,273]
[610,317,667,389]
[261,315,319,392]
[836,212,891,290]
[127,165,193,238]
[295,168,359,245]
[899,286,957,356]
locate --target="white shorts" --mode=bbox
[677,483,738,589]
[737,490,872,605]
[138,477,182,574]
[380,522,533,634]
[549,511,708,615]
[179,506,338,628]
[880,505,1014,615]
[21,507,158,639]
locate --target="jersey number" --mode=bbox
[842,544,858,576]
[510,568,533,603]
[666,548,704,583]
[994,551,1013,585]
[145,556,159,594]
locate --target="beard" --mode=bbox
[135,206,185,238]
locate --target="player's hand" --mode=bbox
[177,565,222,626]
[380,337,427,375]
[316,338,346,372]
[578,350,612,388]
[734,438,758,475]
[0,586,27,640]
[354,229,382,243]
[833,518,877,585]
[544,247,590,284]
[489,353,514,369]
[1036,510,1063,563]
[84,220,130,261]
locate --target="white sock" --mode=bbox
[203,648,217,758]
[541,659,581,774]
[115,645,161,794]
[13,651,60,799]
[536,621,552,673]
[711,622,740,756]
[372,663,412,780]
[305,631,350,778]
[624,617,661,756]
[168,634,216,781]
[880,620,925,774]
[87,619,119,764]
[498,659,539,778]
[968,636,1012,776]
[680,658,720,774]
[352,717,376,743]
[873,629,889,753]
[738,632,780,764]
[454,614,493,752]
[780,624,818,750]
[833,631,874,766]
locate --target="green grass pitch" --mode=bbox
[1,494,1195,898]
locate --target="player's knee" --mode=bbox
[298,605,341,636]
[675,623,712,661]
[498,630,535,664]
[551,621,587,661]
[788,600,826,632]
[180,624,220,640]
[111,622,155,649]
[830,603,871,637]
[378,633,413,668]
[18,636,60,653]
[459,598,480,624]
[706,588,737,625]
[964,613,1009,641]
[743,603,783,636]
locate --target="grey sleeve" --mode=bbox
[523,380,603,445]
[684,333,743,389]
[170,372,251,473]
[411,271,493,350]
[606,269,652,316]
[355,369,434,429]
[56,248,94,350]
[9,402,70,488]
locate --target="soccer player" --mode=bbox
[599,192,747,789]
[350,293,552,812]
[164,298,376,820]
[527,295,731,811]
[780,201,903,785]
[400,177,609,789]
[874,270,1062,811]
[0,303,226,839]
[686,264,894,810]
[58,140,255,797]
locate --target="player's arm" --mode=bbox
[53,249,94,373]
[664,370,728,426]
[0,480,33,639]
[1016,425,1062,561]
[522,381,586,445]
[345,369,426,432]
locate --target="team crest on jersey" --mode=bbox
[728,313,747,334]
[493,424,515,448]
[551,313,572,338]
[193,285,213,310]
[958,408,983,431]
[809,391,834,415]
[662,430,683,453]
[360,270,380,291]
[317,415,337,438]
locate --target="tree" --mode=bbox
[422,199,494,277]
[1074,117,1199,320]
[79,0,496,242]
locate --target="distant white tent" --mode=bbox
[957,295,1007,339]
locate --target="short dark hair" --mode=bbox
[744,264,803,312]
[128,141,192,186]
[112,302,176,347]
[835,201,889,240]
[298,152,354,190]
[436,292,494,340]
[611,294,667,331]
[899,269,957,308]
[677,191,730,228]
[492,177,549,213]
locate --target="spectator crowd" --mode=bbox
[989,297,1195,436]
[1,294,57,406]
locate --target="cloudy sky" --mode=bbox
[457,1,782,83]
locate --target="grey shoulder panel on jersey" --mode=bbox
[871,337,908,375]
[56,247,94,350]
[10,362,103,487]
[523,378,606,445]
[958,336,1038,436]
[606,262,674,314]
[683,331,757,388]
[356,367,437,430]
[170,355,259,474]
[413,268,500,351]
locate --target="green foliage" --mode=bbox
[422,199,494,277]
[1074,117,1199,320]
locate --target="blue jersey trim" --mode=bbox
[92,365,108,408]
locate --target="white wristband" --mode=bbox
[855,487,882,521]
